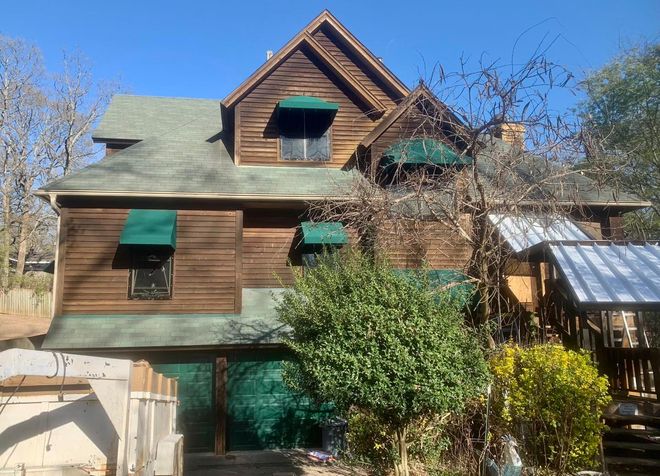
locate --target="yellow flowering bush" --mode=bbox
[490,344,611,473]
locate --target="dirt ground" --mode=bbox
[0,313,50,341]
[184,450,369,476]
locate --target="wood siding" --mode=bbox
[61,208,239,315]
[235,46,383,167]
[242,211,301,287]
[377,218,471,270]
[312,26,400,108]
[369,106,455,172]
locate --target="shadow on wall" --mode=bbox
[0,393,116,467]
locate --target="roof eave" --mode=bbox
[34,189,354,202]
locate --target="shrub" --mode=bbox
[277,251,490,476]
[346,406,481,476]
[345,408,396,474]
[490,344,611,473]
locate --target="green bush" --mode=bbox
[490,344,611,473]
[277,250,490,476]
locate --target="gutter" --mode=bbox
[34,189,352,202]
[34,189,650,208]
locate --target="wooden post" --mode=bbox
[215,356,228,455]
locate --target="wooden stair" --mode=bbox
[602,399,660,475]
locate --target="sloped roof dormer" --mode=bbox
[223,10,408,112]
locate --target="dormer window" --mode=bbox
[379,138,473,187]
[278,96,339,162]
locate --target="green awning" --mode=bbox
[381,138,472,166]
[301,221,348,245]
[395,269,476,306]
[278,96,340,112]
[119,209,177,248]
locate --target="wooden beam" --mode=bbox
[215,356,228,455]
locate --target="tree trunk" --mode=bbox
[0,187,11,288]
[393,426,409,476]
[15,224,28,276]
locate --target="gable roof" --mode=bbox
[362,85,648,209]
[38,95,360,200]
[223,10,408,109]
[360,83,469,148]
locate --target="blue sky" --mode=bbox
[3,0,659,113]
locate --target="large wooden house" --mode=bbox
[37,11,651,454]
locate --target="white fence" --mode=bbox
[0,288,51,317]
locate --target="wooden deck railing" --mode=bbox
[599,347,659,401]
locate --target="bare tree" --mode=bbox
[312,48,616,343]
[0,36,113,284]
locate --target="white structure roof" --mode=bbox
[548,242,660,309]
[489,213,591,253]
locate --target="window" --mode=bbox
[302,252,319,269]
[280,109,332,161]
[129,246,173,300]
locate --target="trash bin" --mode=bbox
[321,417,347,456]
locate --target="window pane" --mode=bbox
[281,136,306,160]
[305,132,330,161]
[280,109,331,161]
[129,248,173,300]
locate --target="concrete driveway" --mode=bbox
[184,450,367,476]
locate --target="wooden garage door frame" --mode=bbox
[216,356,228,455]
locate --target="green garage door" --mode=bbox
[152,361,215,452]
[227,351,331,451]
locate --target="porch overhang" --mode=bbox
[548,241,660,311]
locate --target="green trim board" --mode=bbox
[119,209,177,248]
[382,138,473,167]
[301,221,348,245]
[278,95,340,112]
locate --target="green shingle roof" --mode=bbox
[473,138,645,207]
[93,95,222,142]
[39,95,360,199]
[42,288,290,349]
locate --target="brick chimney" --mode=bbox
[496,123,525,148]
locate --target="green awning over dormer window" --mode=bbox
[119,209,177,249]
[382,138,472,166]
[301,221,347,245]
[278,96,340,112]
